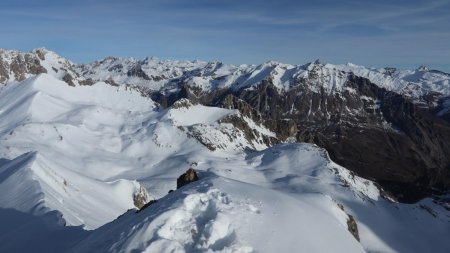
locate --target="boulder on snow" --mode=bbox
[172,98,194,109]
[177,168,199,189]
[133,185,151,210]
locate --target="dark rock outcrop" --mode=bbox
[127,64,151,80]
[62,73,75,86]
[177,168,199,189]
[133,186,151,210]
[219,94,263,122]
[0,52,47,83]
[0,59,9,83]
[347,215,360,241]
[79,78,95,86]
[136,200,158,213]
[219,114,277,147]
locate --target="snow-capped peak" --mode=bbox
[417,65,429,72]
[313,58,326,65]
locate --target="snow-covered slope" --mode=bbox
[0,152,144,229]
[71,144,450,253]
[0,74,159,229]
[0,73,274,228]
[72,176,365,253]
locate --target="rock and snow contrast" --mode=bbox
[0,49,449,253]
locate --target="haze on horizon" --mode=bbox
[1,0,450,72]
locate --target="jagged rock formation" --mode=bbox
[0,48,47,82]
[176,168,199,189]
[133,185,151,209]
[0,48,88,86]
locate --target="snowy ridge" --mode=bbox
[0,74,160,229]
[0,152,47,215]
[337,62,450,102]
[0,73,277,229]
[72,177,366,253]
[0,151,143,229]
[72,144,450,253]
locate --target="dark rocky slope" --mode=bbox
[152,73,450,202]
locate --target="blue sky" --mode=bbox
[1,0,450,71]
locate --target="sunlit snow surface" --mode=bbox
[0,74,449,253]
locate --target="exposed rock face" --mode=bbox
[226,75,450,202]
[133,185,151,210]
[0,52,47,83]
[0,59,9,83]
[79,78,95,86]
[219,114,277,148]
[219,94,263,123]
[172,98,194,109]
[62,73,75,87]
[434,96,450,123]
[177,168,199,189]
[159,70,450,202]
[0,49,85,86]
[347,215,360,241]
[127,64,151,80]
